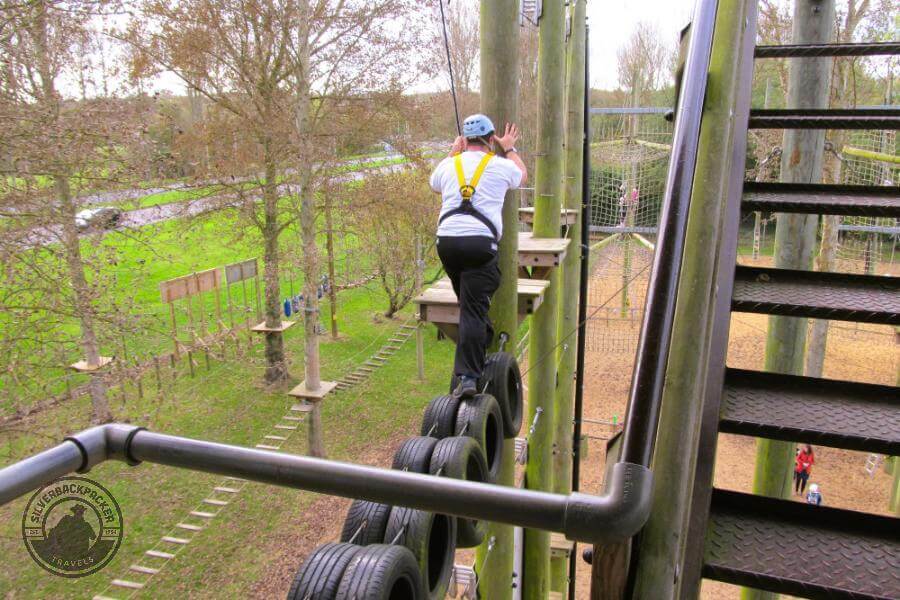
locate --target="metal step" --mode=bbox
[720,368,900,454]
[748,108,900,130]
[732,266,899,325]
[704,489,900,599]
[755,41,900,58]
[742,182,900,218]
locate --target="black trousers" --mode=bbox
[437,236,501,379]
[794,470,809,493]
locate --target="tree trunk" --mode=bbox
[746,3,835,599]
[262,141,289,385]
[324,193,339,338]
[295,0,324,458]
[58,177,113,423]
[31,0,112,423]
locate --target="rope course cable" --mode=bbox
[438,0,462,136]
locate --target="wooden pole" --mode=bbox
[746,3,835,599]
[523,1,566,597]
[630,0,756,596]
[476,0,520,597]
[551,1,586,597]
[169,302,179,357]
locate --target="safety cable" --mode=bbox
[438,0,462,136]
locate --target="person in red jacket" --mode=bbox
[794,444,815,495]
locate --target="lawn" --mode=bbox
[0,280,456,598]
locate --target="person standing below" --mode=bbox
[806,483,823,506]
[794,444,815,495]
[430,115,527,398]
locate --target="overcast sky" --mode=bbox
[586,0,694,89]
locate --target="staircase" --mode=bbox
[678,33,900,600]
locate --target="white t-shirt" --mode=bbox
[430,151,523,239]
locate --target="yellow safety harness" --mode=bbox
[439,152,499,240]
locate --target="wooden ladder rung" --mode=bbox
[176,523,203,531]
[214,486,239,493]
[129,565,160,575]
[264,435,288,441]
[274,424,297,430]
[111,580,144,590]
[162,536,190,545]
[202,498,229,506]
[256,444,281,450]
[190,511,216,518]
[146,550,175,559]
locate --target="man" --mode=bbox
[430,114,527,398]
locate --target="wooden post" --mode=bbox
[476,0,520,597]
[523,0,566,597]
[551,2,586,597]
[629,0,756,596]
[746,3,835,599]
[169,302,179,357]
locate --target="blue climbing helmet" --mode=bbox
[462,114,495,139]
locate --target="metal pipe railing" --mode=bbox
[0,424,652,545]
[619,0,720,467]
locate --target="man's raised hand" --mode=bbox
[493,123,520,153]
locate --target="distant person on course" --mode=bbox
[794,444,815,495]
[430,114,527,398]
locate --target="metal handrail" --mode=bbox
[619,0,720,467]
[0,424,652,545]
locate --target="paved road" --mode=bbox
[19,159,418,248]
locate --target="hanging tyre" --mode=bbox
[287,542,362,600]
[383,506,456,600]
[450,352,523,438]
[482,352,523,438]
[392,436,439,473]
[421,394,461,439]
[429,436,489,548]
[340,500,392,546]
[455,394,504,483]
[335,543,424,600]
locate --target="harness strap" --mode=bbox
[440,152,499,241]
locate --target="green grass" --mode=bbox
[0,284,455,598]
[0,196,378,416]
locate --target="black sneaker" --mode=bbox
[454,375,478,399]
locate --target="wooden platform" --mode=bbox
[69,356,114,372]
[251,320,296,333]
[518,231,571,279]
[519,206,579,226]
[287,380,338,402]
[550,532,575,558]
[414,277,550,342]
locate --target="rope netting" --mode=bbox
[585,110,672,354]
[834,129,898,275]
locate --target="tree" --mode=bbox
[128,0,424,388]
[616,22,672,107]
[0,1,151,423]
[349,168,435,319]
[431,0,480,94]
